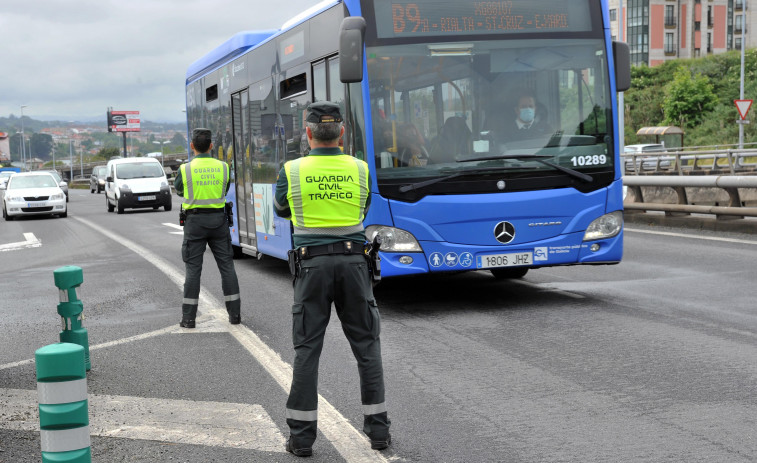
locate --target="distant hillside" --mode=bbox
[0,116,186,135]
[624,48,757,148]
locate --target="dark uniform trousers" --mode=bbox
[286,253,390,447]
[181,211,241,321]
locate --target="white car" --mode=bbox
[624,144,670,170]
[1,172,68,220]
[104,157,172,213]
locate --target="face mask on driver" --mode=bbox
[519,107,535,123]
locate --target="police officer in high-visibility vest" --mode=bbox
[274,102,391,457]
[174,128,241,328]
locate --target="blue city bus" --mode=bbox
[185,0,631,279]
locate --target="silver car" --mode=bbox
[41,170,69,202]
[90,165,107,194]
[1,172,68,220]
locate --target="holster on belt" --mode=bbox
[225,202,233,225]
[365,235,382,285]
[179,206,187,227]
[287,248,302,282]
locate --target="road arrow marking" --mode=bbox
[0,233,41,252]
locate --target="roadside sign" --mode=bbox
[107,110,141,132]
[734,99,753,120]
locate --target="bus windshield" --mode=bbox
[366,37,614,197]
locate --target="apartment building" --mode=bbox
[609,0,754,66]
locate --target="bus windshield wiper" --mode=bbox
[398,167,514,193]
[459,154,593,183]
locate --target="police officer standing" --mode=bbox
[175,128,241,328]
[274,102,391,457]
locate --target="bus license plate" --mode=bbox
[27,201,46,207]
[477,252,533,269]
[138,195,156,201]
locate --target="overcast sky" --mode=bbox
[1,0,322,123]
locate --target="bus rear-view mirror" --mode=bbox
[339,16,366,83]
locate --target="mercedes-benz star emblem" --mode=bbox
[494,221,516,244]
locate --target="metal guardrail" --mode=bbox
[623,175,757,218]
[52,153,188,182]
[622,148,757,175]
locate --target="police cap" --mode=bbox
[192,128,212,141]
[306,101,343,123]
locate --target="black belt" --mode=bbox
[299,241,365,259]
[186,208,224,215]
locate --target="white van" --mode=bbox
[104,157,173,214]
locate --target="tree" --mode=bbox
[171,132,187,148]
[663,67,718,129]
[98,147,121,160]
[30,133,54,160]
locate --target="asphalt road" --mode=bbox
[1,188,756,462]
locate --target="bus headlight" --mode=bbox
[365,225,422,252]
[583,211,623,241]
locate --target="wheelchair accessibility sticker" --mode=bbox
[459,252,473,268]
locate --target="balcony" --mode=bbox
[665,16,677,27]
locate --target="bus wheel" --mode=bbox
[490,267,529,279]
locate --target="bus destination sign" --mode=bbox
[374,1,592,39]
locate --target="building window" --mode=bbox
[736,37,742,50]
[707,32,712,53]
[665,33,676,54]
[736,14,744,33]
[665,5,676,26]
[628,0,650,66]
[610,9,617,21]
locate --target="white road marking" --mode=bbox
[0,232,41,252]
[162,222,184,235]
[0,388,285,452]
[625,227,757,245]
[70,216,388,462]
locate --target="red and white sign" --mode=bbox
[734,99,753,120]
[109,110,141,132]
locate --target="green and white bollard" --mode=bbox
[54,266,91,371]
[35,342,91,463]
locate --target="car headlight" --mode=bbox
[7,195,24,202]
[50,193,65,200]
[120,184,130,191]
[583,211,623,241]
[365,225,422,252]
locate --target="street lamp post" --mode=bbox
[153,140,169,166]
[20,105,28,170]
[69,140,74,182]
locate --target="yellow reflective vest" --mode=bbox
[180,157,228,210]
[284,154,369,236]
